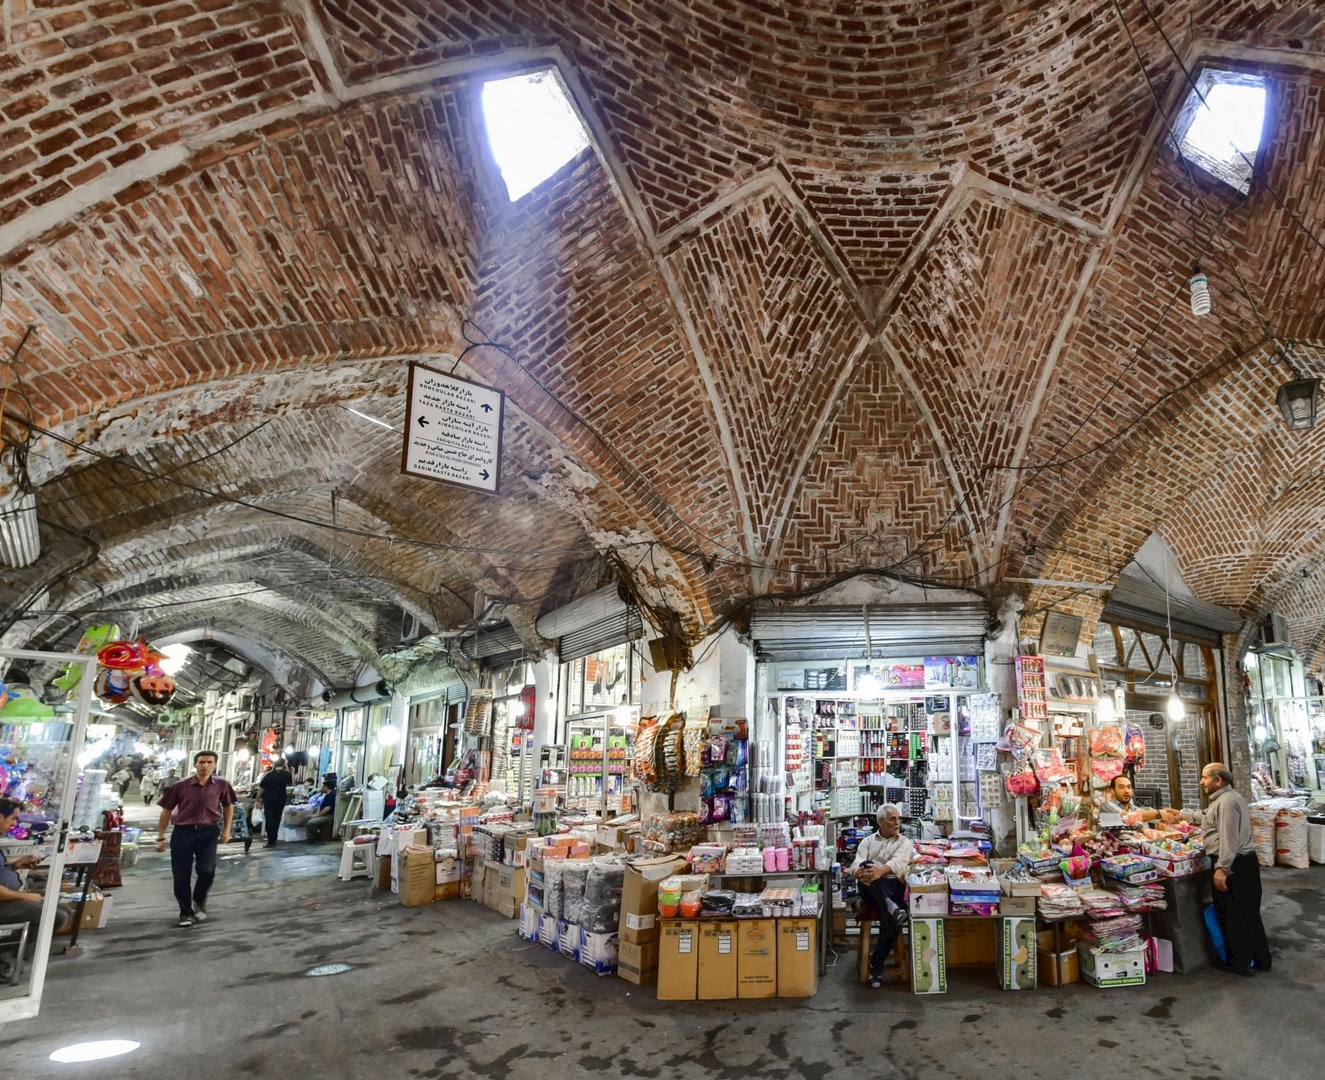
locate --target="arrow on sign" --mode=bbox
[480,403,493,413]
[416,416,430,428]
[479,469,490,481]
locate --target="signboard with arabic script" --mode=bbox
[401,362,505,494]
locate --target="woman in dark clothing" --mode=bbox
[257,760,293,847]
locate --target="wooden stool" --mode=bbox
[856,914,910,984]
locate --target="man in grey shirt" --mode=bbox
[1161,763,1271,976]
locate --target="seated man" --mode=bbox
[282,781,337,840]
[1099,775,1160,824]
[0,798,73,979]
[850,803,914,988]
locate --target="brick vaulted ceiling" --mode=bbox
[3,2,1325,689]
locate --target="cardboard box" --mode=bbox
[777,918,819,998]
[374,855,392,890]
[519,901,541,942]
[401,849,437,907]
[434,881,461,901]
[496,866,526,900]
[539,913,559,948]
[909,890,949,916]
[657,920,699,1000]
[737,919,778,999]
[910,917,947,994]
[596,825,628,849]
[944,917,996,967]
[1079,945,1145,988]
[495,895,519,919]
[697,921,738,1000]
[1308,823,1325,864]
[57,894,109,934]
[997,916,1037,990]
[1038,946,1080,986]
[618,939,660,985]
[997,894,1037,917]
[619,855,687,945]
[558,920,582,961]
[580,931,619,975]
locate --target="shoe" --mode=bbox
[894,908,910,929]
[867,975,883,989]
[176,915,194,928]
[1220,963,1254,977]
[192,904,208,923]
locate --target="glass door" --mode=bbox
[1,646,96,1022]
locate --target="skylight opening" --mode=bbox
[1174,71,1268,195]
[481,68,590,202]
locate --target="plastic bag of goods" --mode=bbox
[543,858,569,920]
[562,860,591,926]
[580,855,626,933]
[1275,805,1309,869]
[1249,804,1278,868]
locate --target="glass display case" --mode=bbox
[562,711,636,816]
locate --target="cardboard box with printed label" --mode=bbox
[519,901,541,942]
[400,849,437,907]
[997,916,1037,990]
[619,855,687,945]
[1078,945,1146,988]
[697,921,738,1000]
[737,919,778,999]
[434,881,461,901]
[777,918,818,998]
[539,913,559,949]
[558,920,582,961]
[618,939,660,985]
[657,919,699,1000]
[496,866,526,900]
[580,931,619,975]
[910,917,947,994]
[909,889,950,916]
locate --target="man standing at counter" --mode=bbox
[850,803,914,989]
[1161,763,1271,976]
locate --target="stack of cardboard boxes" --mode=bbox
[655,916,819,999]
[518,834,622,975]
[616,854,686,986]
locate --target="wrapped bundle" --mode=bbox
[1275,805,1309,869]
[1250,804,1278,868]
[562,860,591,927]
[580,855,626,933]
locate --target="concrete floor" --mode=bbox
[2,800,1323,1080]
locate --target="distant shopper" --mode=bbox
[159,767,180,795]
[301,781,337,842]
[850,803,914,988]
[257,759,294,848]
[110,766,132,799]
[154,751,235,928]
[1161,763,1272,975]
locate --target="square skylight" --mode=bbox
[1174,70,1267,194]
[481,68,590,202]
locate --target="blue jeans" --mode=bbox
[170,825,220,917]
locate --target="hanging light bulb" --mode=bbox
[1189,267,1210,316]
[1096,693,1116,724]
[1166,691,1185,721]
[1254,724,1267,742]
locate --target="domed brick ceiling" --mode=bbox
[3,1,1325,686]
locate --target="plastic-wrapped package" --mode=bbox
[1249,804,1277,867]
[543,858,568,920]
[1274,804,1309,868]
[580,855,627,932]
[562,860,591,926]
[701,889,736,915]
[731,892,763,918]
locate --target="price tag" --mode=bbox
[796,930,810,952]
[717,932,732,955]
[678,930,693,954]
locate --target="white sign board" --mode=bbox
[401,362,504,494]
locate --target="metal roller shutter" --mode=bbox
[557,608,644,663]
[749,603,987,661]
[1102,575,1241,645]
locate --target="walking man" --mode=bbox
[849,803,914,988]
[1162,762,1272,975]
[154,751,235,928]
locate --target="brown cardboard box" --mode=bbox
[400,850,436,907]
[496,865,526,900]
[374,855,392,890]
[697,921,738,1000]
[619,855,687,945]
[482,863,502,909]
[737,919,778,999]
[777,918,819,998]
[618,939,660,985]
[56,895,106,934]
[495,895,519,919]
[657,920,699,1000]
[1036,931,1080,986]
[435,881,461,901]
[944,917,996,966]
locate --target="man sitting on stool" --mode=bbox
[283,781,337,841]
[850,803,915,988]
[0,798,73,978]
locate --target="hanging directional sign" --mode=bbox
[401,362,505,494]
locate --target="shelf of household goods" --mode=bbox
[706,868,833,975]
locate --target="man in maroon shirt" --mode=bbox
[154,751,235,927]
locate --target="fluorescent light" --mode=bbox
[158,644,192,676]
[50,1040,140,1063]
[376,723,400,746]
[481,69,590,200]
[340,406,397,432]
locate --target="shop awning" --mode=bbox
[749,602,988,661]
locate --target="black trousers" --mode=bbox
[1212,851,1272,970]
[859,875,906,975]
[263,798,285,844]
[170,824,220,917]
